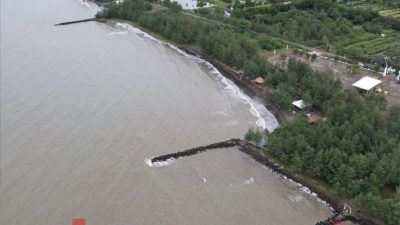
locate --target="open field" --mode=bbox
[379,8,400,18]
[342,0,400,19]
[342,0,400,11]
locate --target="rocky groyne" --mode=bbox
[54,18,102,26]
[149,139,378,225]
[151,139,240,163]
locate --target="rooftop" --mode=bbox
[352,76,382,91]
[255,77,264,84]
[292,99,309,109]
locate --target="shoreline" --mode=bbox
[177,44,379,225]
[95,18,379,225]
[148,139,379,225]
[179,46,290,127]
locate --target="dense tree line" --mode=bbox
[265,58,341,110]
[96,0,272,78]
[267,89,400,224]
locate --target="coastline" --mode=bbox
[176,41,379,225]
[106,18,287,129]
[148,138,379,225]
[95,18,379,225]
[179,46,290,127]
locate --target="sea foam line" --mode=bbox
[241,152,334,210]
[77,0,90,7]
[145,158,175,168]
[116,22,279,133]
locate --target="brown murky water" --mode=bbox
[0,0,332,224]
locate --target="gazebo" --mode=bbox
[352,76,382,93]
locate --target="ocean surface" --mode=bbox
[0,0,332,224]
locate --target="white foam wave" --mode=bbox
[119,22,279,132]
[108,31,128,35]
[241,153,334,210]
[115,22,129,30]
[243,177,255,184]
[77,0,90,7]
[145,158,175,167]
[288,194,304,203]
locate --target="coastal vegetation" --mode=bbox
[265,58,341,110]
[96,0,271,77]
[265,58,399,225]
[244,128,264,145]
[231,0,400,68]
[267,93,400,225]
[96,1,399,224]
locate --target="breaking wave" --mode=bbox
[243,177,255,185]
[145,158,175,168]
[77,0,90,7]
[241,153,334,210]
[288,194,304,203]
[108,31,128,35]
[115,22,279,133]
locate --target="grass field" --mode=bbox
[379,9,400,19]
[342,0,399,11]
[329,1,400,64]
[329,25,400,65]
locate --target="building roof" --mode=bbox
[255,77,264,84]
[292,99,308,109]
[352,76,382,91]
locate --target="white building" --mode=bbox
[352,76,382,93]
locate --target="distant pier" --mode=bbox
[54,18,104,26]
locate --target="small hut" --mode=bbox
[254,76,265,90]
[292,99,310,112]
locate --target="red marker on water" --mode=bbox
[72,218,85,225]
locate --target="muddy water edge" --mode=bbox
[1,0,332,224]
